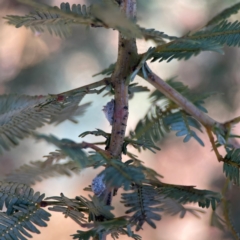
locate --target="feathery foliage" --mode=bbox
[160,197,204,218]
[140,28,178,44]
[129,78,208,148]
[0,91,91,153]
[4,2,93,38]
[0,204,51,240]
[164,111,204,146]
[2,1,240,239]
[46,193,87,225]
[4,0,142,38]
[98,160,145,190]
[121,184,162,231]
[0,182,50,239]
[50,100,91,125]
[150,39,223,62]
[190,20,240,47]
[156,183,222,210]
[223,148,240,185]
[0,182,45,214]
[0,94,52,153]
[72,217,141,240]
[206,2,240,27]
[34,134,89,168]
[4,160,80,185]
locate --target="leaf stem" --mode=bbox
[206,127,223,162]
[140,64,240,152]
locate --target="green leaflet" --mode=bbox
[0,181,45,215]
[93,63,116,77]
[150,39,223,62]
[191,20,240,47]
[4,1,142,38]
[0,204,51,240]
[46,193,87,225]
[72,229,96,240]
[50,100,91,126]
[4,160,80,185]
[140,28,178,44]
[99,160,146,190]
[121,184,162,231]
[129,105,169,152]
[156,184,222,210]
[72,217,141,240]
[164,111,204,146]
[160,197,204,218]
[34,134,89,168]
[146,19,240,62]
[206,2,240,27]
[77,195,114,222]
[0,94,51,153]
[4,2,98,38]
[223,148,240,185]
[0,93,89,153]
[129,79,208,148]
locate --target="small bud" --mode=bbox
[91,174,106,197]
[103,99,115,125]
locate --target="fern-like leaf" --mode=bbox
[5,1,142,38]
[76,195,114,222]
[0,204,51,239]
[34,134,89,168]
[0,181,45,214]
[46,193,86,225]
[128,106,168,153]
[4,160,80,185]
[156,183,222,210]
[191,20,240,47]
[0,94,53,153]
[4,2,98,38]
[0,91,89,153]
[141,28,178,44]
[160,197,204,218]
[206,2,240,27]
[164,111,204,146]
[50,99,91,125]
[72,217,141,240]
[149,79,208,145]
[150,39,223,62]
[93,63,116,77]
[99,160,145,190]
[223,148,240,185]
[121,184,162,231]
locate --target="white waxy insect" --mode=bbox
[103,99,115,125]
[91,174,106,197]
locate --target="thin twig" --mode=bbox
[56,77,111,97]
[224,116,240,127]
[140,64,217,127]
[222,198,239,240]
[81,141,111,159]
[206,127,223,162]
[140,64,240,151]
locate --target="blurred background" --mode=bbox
[1,0,240,239]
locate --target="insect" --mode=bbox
[91,174,106,197]
[102,99,115,125]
